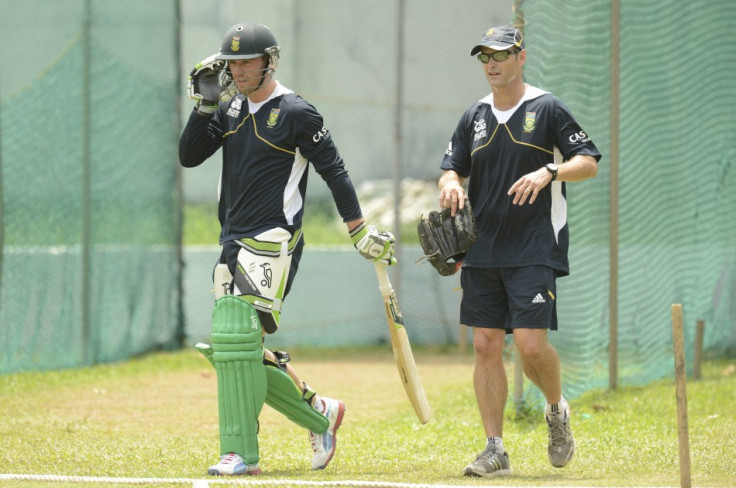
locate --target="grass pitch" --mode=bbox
[0,347,734,487]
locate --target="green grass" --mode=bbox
[183,199,420,246]
[183,201,354,246]
[182,202,220,245]
[0,348,734,487]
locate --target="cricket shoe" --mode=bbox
[546,404,575,467]
[463,445,511,477]
[207,452,261,476]
[309,396,345,470]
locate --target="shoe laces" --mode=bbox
[220,453,241,465]
[309,430,320,451]
[547,415,569,447]
[476,444,502,462]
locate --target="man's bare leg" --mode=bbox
[463,327,513,478]
[513,328,561,403]
[472,327,509,437]
[513,328,574,468]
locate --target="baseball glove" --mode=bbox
[417,200,477,276]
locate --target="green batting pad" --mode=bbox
[264,361,329,433]
[212,296,266,465]
[197,344,328,433]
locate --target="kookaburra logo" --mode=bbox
[219,281,230,296]
[260,263,272,288]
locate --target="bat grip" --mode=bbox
[374,263,393,297]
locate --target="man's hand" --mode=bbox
[507,167,553,205]
[438,170,467,216]
[350,223,396,265]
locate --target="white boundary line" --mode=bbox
[0,475,462,487]
[0,474,681,488]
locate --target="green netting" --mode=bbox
[2,0,735,397]
[514,0,736,404]
[0,0,182,373]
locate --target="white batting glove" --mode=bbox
[350,223,396,266]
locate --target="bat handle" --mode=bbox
[374,263,393,297]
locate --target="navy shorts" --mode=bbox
[460,266,558,332]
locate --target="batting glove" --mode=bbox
[350,223,396,266]
[187,54,237,114]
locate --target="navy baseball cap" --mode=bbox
[470,26,525,55]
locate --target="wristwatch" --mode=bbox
[545,163,558,181]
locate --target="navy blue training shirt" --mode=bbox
[180,82,362,243]
[441,85,602,276]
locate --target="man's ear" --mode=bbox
[518,49,527,65]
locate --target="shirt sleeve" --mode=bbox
[440,106,475,177]
[294,99,363,223]
[178,107,224,168]
[551,96,602,162]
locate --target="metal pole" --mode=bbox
[693,319,704,380]
[174,0,186,347]
[82,0,93,364]
[392,0,405,294]
[609,0,620,390]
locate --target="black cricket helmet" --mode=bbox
[217,22,280,67]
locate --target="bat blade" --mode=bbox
[375,264,432,424]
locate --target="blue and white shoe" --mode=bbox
[207,452,261,476]
[309,397,345,470]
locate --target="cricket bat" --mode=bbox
[374,263,432,424]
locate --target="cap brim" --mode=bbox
[470,42,517,55]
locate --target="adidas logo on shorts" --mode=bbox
[532,293,546,304]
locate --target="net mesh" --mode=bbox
[2,0,735,409]
[514,0,736,402]
[0,0,182,373]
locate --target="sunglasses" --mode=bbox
[476,48,521,64]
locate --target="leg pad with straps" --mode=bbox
[196,344,328,434]
[211,295,266,465]
[264,354,329,433]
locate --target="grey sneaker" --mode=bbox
[462,445,511,477]
[546,407,575,467]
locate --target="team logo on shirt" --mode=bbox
[473,119,487,141]
[523,111,537,132]
[227,97,243,118]
[267,108,280,128]
[445,141,453,157]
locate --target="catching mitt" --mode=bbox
[417,200,477,276]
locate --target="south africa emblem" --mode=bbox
[230,36,241,52]
[523,111,536,133]
[267,108,280,128]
